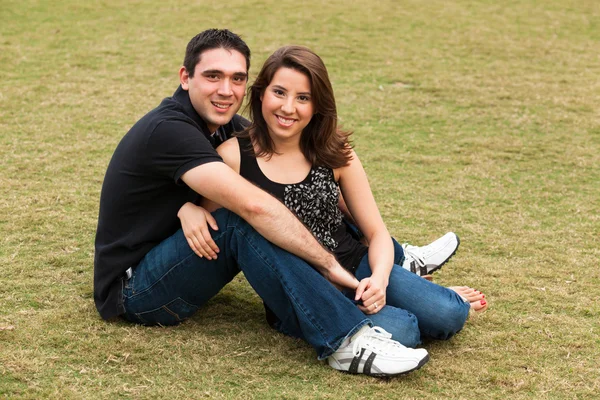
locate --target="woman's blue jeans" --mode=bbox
[355,238,471,347]
[121,208,370,359]
[271,238,470,348]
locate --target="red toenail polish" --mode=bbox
[481,300,487,306]
[482,294,485,298]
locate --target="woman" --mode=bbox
[180,45,486,349]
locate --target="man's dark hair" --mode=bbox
[183,29,251,77]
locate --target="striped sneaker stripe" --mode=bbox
[363,352,377,375]
[410,260,417,274]
[348,348,366,374]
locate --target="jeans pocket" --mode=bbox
[135,297,199,326]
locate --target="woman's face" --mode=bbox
[261,67,314,144]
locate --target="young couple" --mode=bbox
[94,29,487,378]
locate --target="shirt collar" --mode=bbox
[172,85,212,136]
[171,85,232,147]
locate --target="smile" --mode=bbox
[276,115,296,126]
[212,102,231,110]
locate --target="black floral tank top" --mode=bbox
[237,137,368,273]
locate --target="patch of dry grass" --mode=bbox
[1,0,599,398]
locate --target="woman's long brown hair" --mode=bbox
[238,45,353,169]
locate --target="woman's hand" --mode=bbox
[355,275,388,314]
[177,202,220,259]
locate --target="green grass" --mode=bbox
[1,0,599,398]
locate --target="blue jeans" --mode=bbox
[273,238,470,348]
[121,208,370,359]
[355,240,471,347]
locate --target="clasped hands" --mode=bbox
[354,275,388,315]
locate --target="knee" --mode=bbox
[431,301,469,340]
[213,208,249,233]
[372,310,421,348]
[213,207,238,223]
[392,313,421,348]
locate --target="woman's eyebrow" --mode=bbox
[271,84,311,95]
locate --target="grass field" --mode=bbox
[1,0,599,398]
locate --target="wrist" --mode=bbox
[371,271,389,287]
[177,202,193,219]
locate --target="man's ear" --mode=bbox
[179,66,190,90]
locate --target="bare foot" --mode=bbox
[449,286,488,312]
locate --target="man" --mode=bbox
[94,29,434,377]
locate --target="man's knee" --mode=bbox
[211,208,258,236]
[212,207,239,226]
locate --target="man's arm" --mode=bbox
[181,162,359,289]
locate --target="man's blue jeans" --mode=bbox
[121,208,370,359]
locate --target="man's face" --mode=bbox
[180,48,248,133]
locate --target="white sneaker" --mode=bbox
[402,232,460,276]
[327,326,429,377]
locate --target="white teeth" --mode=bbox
[276,116,294,125]
[212,102,229,109]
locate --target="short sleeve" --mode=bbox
[146,120,223,183]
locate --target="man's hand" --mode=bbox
[177,202,220,259]
[355,275,388,314]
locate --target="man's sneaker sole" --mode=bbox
[341,353,430,378]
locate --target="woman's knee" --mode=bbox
[369,307,421,348]
[392,314,421,348]
[430,301,469,340]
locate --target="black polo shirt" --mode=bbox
[94,85,248,320]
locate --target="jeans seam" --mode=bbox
[160,305,180,320]
[133,297,199,325]
[127,252,195,300]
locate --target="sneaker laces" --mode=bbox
[402,243,427,267]
[352,326,405,357]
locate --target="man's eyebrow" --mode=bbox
[201,69,223,75]
[201,69,248,78]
